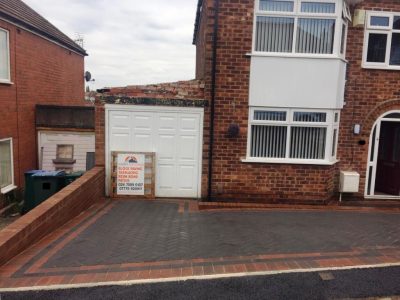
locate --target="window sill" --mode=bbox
[0,79,14,85]
[1,185,17,194]
[362,63,400,71]
[247,52,348,63]
[241,157,339,166]
[53,159,76,164]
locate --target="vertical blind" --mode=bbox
[294,112,327,122]
[290,127,327,159]
[301,2,335,13]
[296,19,335,54]
[0,30,9,80]
[251,125,287,158]
[256,16,294,52]
[254,110,287,121]
[0,140,12,189]
[259,0,294,12]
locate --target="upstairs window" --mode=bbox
[254,0,348,57]
[0,138,14,194]
[0,28,10,82]
[363,12,400,69]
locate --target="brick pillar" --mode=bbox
[95,98,105,167]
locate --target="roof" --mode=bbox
[0,0,87,56]
[104,79,205,101]
[192,0,204,45]
[98,79,207,107]
[36,105,95,130]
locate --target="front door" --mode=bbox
[375,121,400,196]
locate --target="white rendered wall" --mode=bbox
[249,56,347,109]
[38,131,95,171]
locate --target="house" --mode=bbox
[36,105,95,173]
[96,0,400,203]
[0,0,87,198]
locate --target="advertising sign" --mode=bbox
[116,153,145,195]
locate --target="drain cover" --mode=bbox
[319,272,335,281]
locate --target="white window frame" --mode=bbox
[0,27,11,84]
[244,107,340,165]
[252,0,349,59]
[362,11,400,70]
[0,138,16,194]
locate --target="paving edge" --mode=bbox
[198,202,400,213]
[2,262,400,293]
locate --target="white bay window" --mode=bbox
[254,0,350,57]
[363,11,400,69]
[246,108,340,164]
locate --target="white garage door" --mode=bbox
[107,105,203,198]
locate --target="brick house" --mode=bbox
[96,0,400,204]
[0,0,87,196]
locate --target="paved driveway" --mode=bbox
[0,200,399,289]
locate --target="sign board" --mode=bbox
[116,153,145,195]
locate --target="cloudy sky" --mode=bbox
[23,0,198,89]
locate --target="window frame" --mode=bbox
[245,107,340,165]
[0,27,11,83]
[362,11,400,70]
[0,138,16,194]
[252,0,348,59]
[56,144,74,160]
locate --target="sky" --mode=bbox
[23,0,198,89]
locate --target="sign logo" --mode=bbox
[125,156,138,164]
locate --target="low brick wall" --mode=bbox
[0,167,105,267]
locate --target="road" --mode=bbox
[3,266,400,300]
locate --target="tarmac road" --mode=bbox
[2,266,400,300]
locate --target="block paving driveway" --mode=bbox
[0,200,399,289]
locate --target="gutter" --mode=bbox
[207,0,220,201]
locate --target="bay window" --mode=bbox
[0,138,15,194]
[254,0,350,57]
[363,11,400,69]
[0,28,10,83]
[246,108,340,164]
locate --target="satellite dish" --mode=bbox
[84,71,92,82]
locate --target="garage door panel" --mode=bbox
[132,134,153,152]
[110,112,131,151]
[133,113,154,130]
[158,114,177,131]
[157,164,176,190]
[132,112,154,151]
[157,134,176,161]
[179,115,199,132]
[177,165,196,190]
[178,135,198,161]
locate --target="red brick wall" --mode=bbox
[0,19,86,189]
[196,0,400,203]
[338,0,400,200]
[196,0,335,203]
[0,167,105,267]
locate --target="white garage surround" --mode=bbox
[105,105,204,198]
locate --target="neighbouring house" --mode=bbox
[96,0,400,204]
[0,0,88,199]
[36,105,95,173]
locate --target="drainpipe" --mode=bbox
[207,0,220,201]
